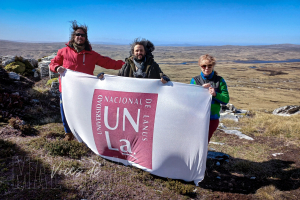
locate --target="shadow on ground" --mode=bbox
[198,151,300,194]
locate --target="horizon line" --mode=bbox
[0,39,299,47]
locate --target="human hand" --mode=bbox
[161,78,167,84]
[202,83,211,88]
[97,72,105,79]
[57,66,66,74]
[209,87,216,97]
[161,76,170,84]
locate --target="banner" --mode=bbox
[61,70,211,185]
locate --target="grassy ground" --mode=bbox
[1,43,300,199]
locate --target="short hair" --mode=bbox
[198,54,216,67]
[130,38,155,56]
[69,20,91,47]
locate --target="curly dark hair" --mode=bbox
[69,20,91,47]
[130,38,155,56]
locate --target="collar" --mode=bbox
[66,42,92,52]
[201,71,214,80]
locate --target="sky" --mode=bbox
[0,0,299,46]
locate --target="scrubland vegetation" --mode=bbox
[0,42,299,199]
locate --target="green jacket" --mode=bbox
[190,71,229,119]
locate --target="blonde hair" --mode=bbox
[198,54,216,67]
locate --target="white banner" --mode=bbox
[61,70,211,185]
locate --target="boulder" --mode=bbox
[1,56,38,68]
[273,105,300,116]
[38,53,58,78]
[1,55,15,66]
[38,61,51,78]
[8,72,20,80]
[221,103,248,114]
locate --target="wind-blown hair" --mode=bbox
[69,20,91,47]
[130,38,155,56]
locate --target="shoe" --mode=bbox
[64,132,74,141]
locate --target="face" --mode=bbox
[200,60,214,76]
[133,44,146,61]
[74,29,86,45]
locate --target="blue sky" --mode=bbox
[1,0,299,45]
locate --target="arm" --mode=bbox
[96,54,125,70]
[213,78,229,105]
[117,63,128,76]
[49,49,63,73]
[155,62,170,83]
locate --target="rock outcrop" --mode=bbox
[38,53,58,79]
[273,105,300,116]
[220,103,248,122]
[1,55,38,68]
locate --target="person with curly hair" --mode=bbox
[118,38,170,83]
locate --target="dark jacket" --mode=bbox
[118,54,169,80]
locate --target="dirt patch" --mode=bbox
[255,68,288,76]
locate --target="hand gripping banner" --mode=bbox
[61,70,211,185]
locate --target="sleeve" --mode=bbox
[190,78,196,85]
[214,78,229,105]
[117,63,128,76]
[96,53,125,70]
[154,62,171,81]
[49,49,63,73]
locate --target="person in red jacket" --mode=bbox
[50,21,124,141]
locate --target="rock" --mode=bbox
[31,99,40,103]
[33,70,39,78]
[220,129,254,140]
[222,103,237,112]
[218,123,227,129]
[207,151,229,161]
[38,53,59,79]
[209,141,225,145]
[38,61,51,78]
[26,58,38,68]
[51,81,59,90]
[1,56,38,68]
[41,53,57,61]
[220,113,239,122]
[220,104,248,122]
[11,92,19,96]
[49,68,59,79]
[8,72,20,80]
[273,105,300,116]
[272,153,283,157]
[1,55,15,66]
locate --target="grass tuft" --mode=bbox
[165,179,195,195]
[29,137,90,159]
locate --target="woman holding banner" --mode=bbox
[190,54,229,142]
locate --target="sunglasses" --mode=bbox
[75,33,86,37]
[201,64,213,69]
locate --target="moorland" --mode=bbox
[0,40,300,199]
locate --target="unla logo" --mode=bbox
[91,89,158,169]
